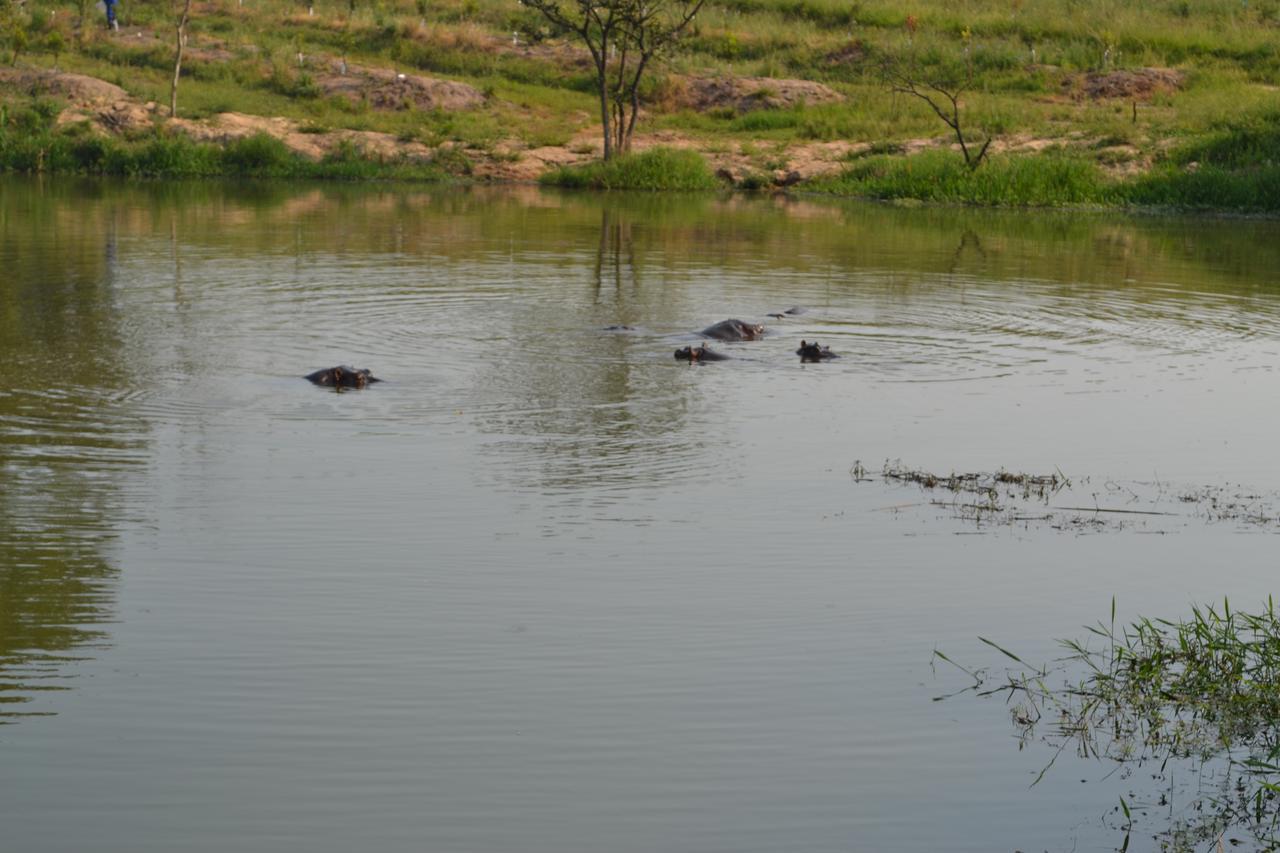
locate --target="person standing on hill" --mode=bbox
[103,0,119,30]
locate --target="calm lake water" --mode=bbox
[4,177,1280,852]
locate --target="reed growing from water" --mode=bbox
[938,597,1280,847]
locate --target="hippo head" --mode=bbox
[674,345,701,362]
[796,340,834,361]
[305,365,381,387]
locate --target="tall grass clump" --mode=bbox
[937,598,1280,848]
[1123,163,1280,211]
[220,133,297,175]
[540,147,718,190]
[1118,109,1280,210]
[1173,110,1280,168]
[0,127,452,182]
[812,149,1113,206]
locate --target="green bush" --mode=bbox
[221,133,295,174]
[131,135,221,176]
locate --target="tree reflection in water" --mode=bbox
[476,204,718,498]
[0,182,144,722]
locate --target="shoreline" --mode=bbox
[3,66,1278,215]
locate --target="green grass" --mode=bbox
[810,149,1115,207]
[810,145,1280,212]
[0,121,455,180]
[540,147,719,191]
[1123,163,1280,211]
[3,0,1280,208]
[939,597,1280,847]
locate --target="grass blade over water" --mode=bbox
[940,598,1280,848]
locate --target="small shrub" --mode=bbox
[132,135,220,176]
[221,133,295,174]
[430,145,474,176]
[70,136,110,171]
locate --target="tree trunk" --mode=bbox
[169,0,193,118]
[619,54,648,155]
[597,61,613,161]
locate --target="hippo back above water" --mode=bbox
[699,319,765,341]
[305,365,382,388]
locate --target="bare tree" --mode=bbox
[607,0,703,156]
[884,61,991,171]
[520,0,704,159]
[169,0,193,117]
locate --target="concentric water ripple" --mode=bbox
[7,180,1280,853]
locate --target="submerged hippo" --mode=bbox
[797,341,838,362]
[675,344,729,363]
[699,319,765,341]
[767,307,807,319]
[305,365,382,388]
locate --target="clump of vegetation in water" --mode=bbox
[541,147,719,191]
[875,460,1066,499]
[854,459,1082,527]
[855,461,1280,533]
[937,598,1280,849]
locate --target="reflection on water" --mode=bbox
[0,185,146,721]
[477,206,712,497]
[4,177,1280,852]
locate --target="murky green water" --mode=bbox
[4,177,1280,852]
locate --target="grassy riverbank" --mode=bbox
[0,107,452,179]
[3,0,1280,208]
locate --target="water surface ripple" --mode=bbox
[3,180,1280,853]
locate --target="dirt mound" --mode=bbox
[75,100,156,134]
[0,68,158,135]
[316,65,485,111]
[673,76,842,113]
[1068,68,1184,100]
[0,68,129,106]
[168,111,434,162]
